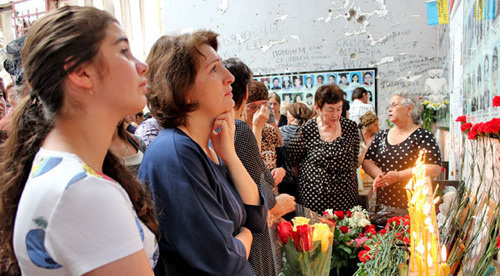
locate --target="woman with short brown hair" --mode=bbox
[288,84,360,213]
[139,30,266,275]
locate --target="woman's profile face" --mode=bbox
[188,44,235,118]
[93,22,149,118]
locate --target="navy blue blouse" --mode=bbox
[138,128,266,275]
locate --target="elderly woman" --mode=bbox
[138,31,266,275]
[363,92,442,210]
[288,84,360,213]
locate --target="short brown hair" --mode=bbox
[314,84,344,109]
[286,102,312,125]
[248,80,268,103]
[146,30,218,128]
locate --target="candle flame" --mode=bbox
[441,245,447,261]
[433,196,440,204]
[417,241,425,254]
[423,203,431,215]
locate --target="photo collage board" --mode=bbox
[254,68,377,113]
[461,0,499,121]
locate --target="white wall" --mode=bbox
[159,0,447,126]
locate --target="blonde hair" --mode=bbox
[359,111,378,128]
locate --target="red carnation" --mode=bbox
[364,225,377,235]
[455,115,467,123]
[380,228,387,235]
[358,250,372,263]
[346,211,352,218]
[461,122,472,132]
[483,119,500,134]
[468,128,478,140]
[493,96,500,107]
[339,226,349,234]
[497,235,500,248]
[334,211,345,220]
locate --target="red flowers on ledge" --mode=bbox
[455,116,500,140]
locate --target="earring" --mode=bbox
[89,90,94,95]
[407,113,410,117]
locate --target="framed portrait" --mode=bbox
[255,67,378,113]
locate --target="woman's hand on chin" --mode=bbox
[210,110,236,163]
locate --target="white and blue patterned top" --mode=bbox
[13,148,158,275]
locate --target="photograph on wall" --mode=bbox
[256,68,378,113]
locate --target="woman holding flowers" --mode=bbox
[0,6,158,275]
[288,84,360,214]
[363,92,442,210]
[138,31,266,275]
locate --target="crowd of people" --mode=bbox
[0,6,443,276]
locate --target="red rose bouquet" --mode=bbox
[277,217,334,276]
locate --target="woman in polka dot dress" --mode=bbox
[363,92,442,210]
[288,84,360,213]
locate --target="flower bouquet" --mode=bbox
[354,215,411,276]
[323,206,374,275]
[277,216,334,276]
[421,99,449,132]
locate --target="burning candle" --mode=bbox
[437,245,451,275]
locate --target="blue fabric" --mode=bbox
[138,128,266,275]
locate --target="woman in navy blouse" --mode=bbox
[138,31,267,275]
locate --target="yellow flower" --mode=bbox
[312,223,334,252]
[423,101,431,105]
[292,217,310,229]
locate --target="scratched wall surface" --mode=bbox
[160,0,446,126]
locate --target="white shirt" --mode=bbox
[13,149,158,275]
[349,99,376,125]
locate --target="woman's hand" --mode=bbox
[270,193,296,219]
[378,171,400,185]
[210,110,236,163]
[252,104,269,130]
[271,167,286,185]
[373,171,400,192]
[235,227,252,259]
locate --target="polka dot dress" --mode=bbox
[234,120,279,276]
[288,117,360,213]
[365,128,442,209]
